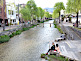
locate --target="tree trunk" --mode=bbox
[59,12,60,23]
[76,12,78,27]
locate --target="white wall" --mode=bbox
[6,5,19,25]
[71,18,81,23]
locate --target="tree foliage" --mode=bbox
[52,10,59,19]
[66,0,81,27]
[44,12,50,18]
[54,2,65,13]
[20,0,45,21]
[53,2,65,22]
[26,0,38,16]
[66,0,81,13]
[20,7,31,21]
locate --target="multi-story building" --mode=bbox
[0,0,8,26]
[6,3,19,25]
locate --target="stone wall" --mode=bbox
[0,23,38,36]
[70,27,81,37]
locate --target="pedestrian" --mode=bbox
[28,20,30,24]
[46,42,56,55]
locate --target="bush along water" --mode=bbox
[0,35,10,43]
[0,24,38,43]
[54,20,63,34]
[41,54,68,61]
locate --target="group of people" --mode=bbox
[46,42,60,55]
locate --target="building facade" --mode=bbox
[6,4,19,25]
[0,0,7,26]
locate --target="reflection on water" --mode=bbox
[0,20,61,61]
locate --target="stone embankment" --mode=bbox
[0,23,38,36]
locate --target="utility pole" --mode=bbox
[3,0,5,31]
[18,3,19,23]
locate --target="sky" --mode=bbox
[6,0,67,8]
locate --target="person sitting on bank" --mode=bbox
[46,42,56,55]
[55,44,61,54]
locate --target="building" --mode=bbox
[71,10,81,23]
[6,3,19,25]
[0,0,8,26]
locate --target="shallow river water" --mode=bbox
[0,20,61,61]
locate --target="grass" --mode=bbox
[41,53,46,58]
[48,55,68,61]
[41,54,68,61]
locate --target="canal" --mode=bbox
[0,20,61,61]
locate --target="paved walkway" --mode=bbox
[61,21,81,40]
[55,40,81,61]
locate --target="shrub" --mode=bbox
[16,30,22,35]
[22,28,29,31]
[37,20,40,23]
[9,34,14,38]
[9,30,22,38]
[45,57,48,60]
[12,32,16,36]
[41,53,46,58]
[0,35,10,43]
[40,21,44,23]
[37,24,39,25]
[29,25,35,28]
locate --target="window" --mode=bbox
[8,10,11,15]
[13,19,16,22]
[8,10,14,15]
[12,11,14,15]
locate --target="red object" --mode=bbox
[54,50,56,51]
[46,53,48,55]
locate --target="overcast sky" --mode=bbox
[6,0,67,8]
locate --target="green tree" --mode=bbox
[41,9,45,19]
[36,7,45,20]
[26,0,38,21]
[54,2,65,23]
[52,10,59,19]
[20,7,31,21]
[44,12,50,18]
[66,0,81,27]
[49,14,52,18]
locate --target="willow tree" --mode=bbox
[44,12,50,18]
[26,0,38,21]
[54,2,65,23]
[66,0,81,27]
[36,7,45,20]
[52,10,59,19]
[20,7,31,21]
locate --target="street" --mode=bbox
[0,20,61,61]
[62,21,81,40]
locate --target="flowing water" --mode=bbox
[0,20,61,61]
